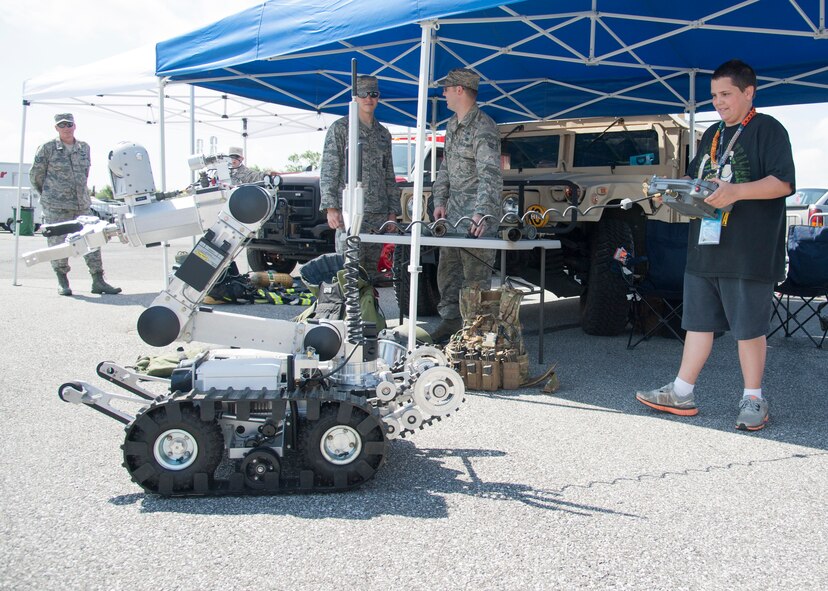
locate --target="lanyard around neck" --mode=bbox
[709,106,756,171]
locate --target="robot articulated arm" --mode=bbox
[21,142,264,267]
[20,139,354,365]
[21,186,232,266]
[133,183,345,364]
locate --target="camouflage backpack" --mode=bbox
[445,285,528,389]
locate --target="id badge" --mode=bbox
[698,212,722,245]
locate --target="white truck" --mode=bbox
[0,162,42,232]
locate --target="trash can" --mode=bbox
[12,206,34,236]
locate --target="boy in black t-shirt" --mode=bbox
[635,59,795,431]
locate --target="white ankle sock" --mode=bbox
[743,388,762,399]
[673,377,694,397]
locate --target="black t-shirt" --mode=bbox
[686,112,795,283]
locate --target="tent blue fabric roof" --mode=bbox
[156,0,828,127]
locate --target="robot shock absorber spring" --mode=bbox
[343,234,363,345]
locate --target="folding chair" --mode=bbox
[769,219,828,348]
[626,220,689,349]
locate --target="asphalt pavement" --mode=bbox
[1,231,826,590]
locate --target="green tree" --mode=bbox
[95,185,114,200]
[248,165,268,173]
[283,150,321,172]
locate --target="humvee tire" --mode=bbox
[580,218,634,336]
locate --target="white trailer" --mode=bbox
[0,162,42,232]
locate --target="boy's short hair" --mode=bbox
[712,59,757,92]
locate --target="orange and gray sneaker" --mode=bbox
[736,396,769,431]
[635,382,699,416]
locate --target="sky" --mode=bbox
[0,0,323,192]
[1,0,827,194]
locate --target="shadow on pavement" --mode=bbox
[108,440,639,519]
[67,292,158,306]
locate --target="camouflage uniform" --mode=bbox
[30,136,102,274]
[432,102,503,320]
[320,80,401,281]
[229,164,267,186]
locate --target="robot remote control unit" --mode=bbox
[645,175,732,219]
[23,142,466,497]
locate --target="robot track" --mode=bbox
[121,387,387,497]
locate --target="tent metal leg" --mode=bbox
[12,99,30,287]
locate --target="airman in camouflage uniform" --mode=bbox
[429,68,502,342]
[30,113,120,296]
[320,75,401,282]
[228,147,272,185]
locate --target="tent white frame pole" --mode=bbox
[158,78,167,192]
[190,86,198,248]
[406,20,436,352]
[405,127,413,177]
[688,70,697,161]
[159,78,170,287]
[11,97,29,286]
[430,96,438,179]
[189,85,196,183]
[347,66,358,232]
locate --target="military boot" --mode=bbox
[91,272,122,295]
[428,317,463,344]
[56,271,72,296]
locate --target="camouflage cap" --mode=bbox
[356,75,379,96]
[438,68,479,91]
[228,146,244,158]
[54,113,74,124]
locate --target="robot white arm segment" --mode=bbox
[21,189,232,266]
[135,184,348,361]
[343,184,364,239]
[183,311,347,361]
[22,142,253,267]
[342,88,364,239]
[184,310,309,351]
[22,218,119,266]
[59,382,147,424]
[118,190,229,246]
[136,185,277,347]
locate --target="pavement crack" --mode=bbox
[553,450,828,495]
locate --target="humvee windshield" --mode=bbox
[573,129,660,167]
[394,126,661,173]
[502,136,561,170]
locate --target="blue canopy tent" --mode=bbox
[156,0,828,348]
[157,0,828,127]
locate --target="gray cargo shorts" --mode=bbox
[681,273,775,340]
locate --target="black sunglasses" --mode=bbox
[56,122,74,128]
[357,91,380,98]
